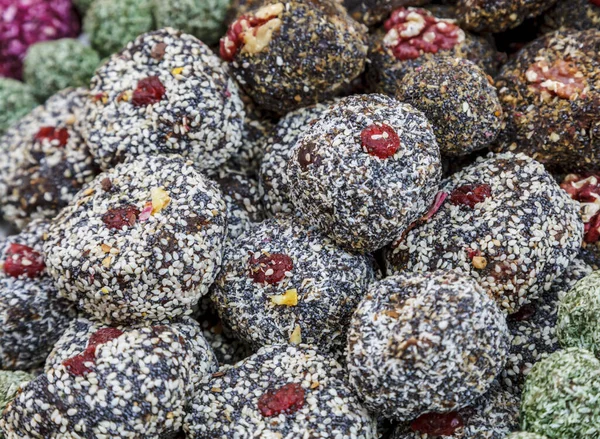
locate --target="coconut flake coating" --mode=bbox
[84,28,245,172]
[0,87,100,229]
[43,154,227,325]
[501,255,593,395]
[0,79,38,136]
[385,152,583,314]
[343,0,431,25]
[493,29,600,172]
[397,57,503,157]
[521,348,600,439]
[259,101,332,217]
[1,316,217,439]
[391,382,519,439]
[0,220,75,370]
[543,0,600,32]
[367,7,499,95]
[184,343,377,439]
[211,216,376,352]
[347,270,509,421]
[287,94,441,253]
[456,0,556,33]
[222,0,368,115]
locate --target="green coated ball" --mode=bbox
[506,433,549,439]
[0,370,33,412]
[153,0,231,46]
[23,39,101,101]
[84,0,155,57]
[0,79,38,136]
[521,348,600,439]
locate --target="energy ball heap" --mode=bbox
[212,216,376,353]
[219,0,368,114]
[43,154,227,324]
[347,270,510,421]
[0,79,37,135]
[543,0,600,31]
[493,29,600,172]
[0,87,99,229]
[84,28,245,173]
[396,57,503,157]
[367,7,498,94]
[385,152,583,314]
[287,94,441,253]
[185,344,377,438]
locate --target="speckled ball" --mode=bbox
[1,316,218,439]
[220,0,368,115]
[385,152,583,314]
[397,57,503,157]
[543,0,600,32]
[287,94,442,253]
[211,216,376,353]
[23,39,101,102]
[521,348,600,439]
[84,28,245,173]
[0,87,100,229]
[0,79,38,136]
[347,270,510,421]
[43,154,227,325]
[0,371,33,413]
[184,343,377,439]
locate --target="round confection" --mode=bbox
[287,94,441,253]
[0,220,75,370]
[0,371,33,413]
[391,382,519,439]
[211,216,376,353]
[507,434,550,439]
[343,0,431,25]
[0,0,80,80]
[23,38,101,101]
[259,101,332,217]
[501,255,593,395]
[152,0,230,46]
[455,0,555,33]
[557,271,600,357]
[544,0,600,32]
[84,0,154,57]
[0,87,100,229]
[521,348,600,439]
[84,28,245,173]
[184,343,377,439]
[1,316,217,438]
[493,29,600,173]
[43,154,227,325]
[367,7,499,95]
[0,79,38,136]
[385,152,583,314]
[346,270,509,421]
[219,0,368,115]
[396,57,503,157]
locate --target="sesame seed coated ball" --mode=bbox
[84,27,245,173]
[543,0,600,32]
[0,370,33,413]
[211,216,376,352]
[557,271,600,357]
[391,382,519,439]
[287,94,442,253]
[1,316,218,439]
[397,57,503,157]
[493,29,600,172]
[520,348,600,439]
[0,79,38,136]
[43,154,227,325]
[0,87,100,229]
[346,270,510,421]
[506,433,549,439]
[184,343,377,439]
[220,0,369,115]
[385,152,583,314]
[367,7,499,95]
[0,220,75,370]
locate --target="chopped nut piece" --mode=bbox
[102,256,112,268]
[150,187,171,214]
[472,256,487,269]
[270,288,298,306]
[171,67,184,76]
[289,324,302,344]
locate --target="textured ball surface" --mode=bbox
[0,370,33,412]
[0,79,38,135]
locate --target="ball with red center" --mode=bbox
[360,123,401,159]
[449,184,492,208]
[34,126,69,147]
[248,253,293,284]
[257,382,305,417]
[131,76,166,107]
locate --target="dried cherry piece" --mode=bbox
[257,382,305,417]
[449,184,492,208]
[297,142,320,170]
[411,411,464,436]
[3,243,45,278]
[87,328,123,353]
[525,60,587,100]
[360,123,401,159]
[131,76,166,107]
[248,253,293,284]
[102,205,140,230]
[62,328,123,376]
[35,126,69,147]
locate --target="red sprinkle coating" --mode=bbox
[220,14,278,62]
[35,126,69,147]
[411,412,464,436]
[449,184,492,208]
[248,253,293,284]
[102,205,140,230]
[383,8,463,61]
[257,383,305,417]
[3,243,45,278]
[63,328,123,376]
[561,174,600,243]
[360,123,401,159]
[131,76,166,107]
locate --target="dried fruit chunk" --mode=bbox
[411,412,464,436]
[34,126,69,147]
[248,253,293,284]
[257,382,305,417]
[525,60,587,100]
[131,76,166,107]
[62,328,123,376]
[3,243,46,278]
[449,184,492,208]
[561,174,600,243]
[360,123,401,159]
[102,205,140,230]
